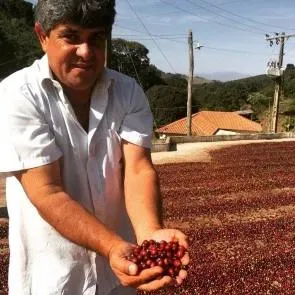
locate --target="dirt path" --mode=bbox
[151,138,295,164]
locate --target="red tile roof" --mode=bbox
[156,111,262,136]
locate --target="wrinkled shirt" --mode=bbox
[0,55,153,295]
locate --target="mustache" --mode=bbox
[73,59,96,66]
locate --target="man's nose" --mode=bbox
[76,43,94,60]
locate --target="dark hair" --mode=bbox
[35,0,116,34]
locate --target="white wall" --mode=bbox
[215,129,239,135]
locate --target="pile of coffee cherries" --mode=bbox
[127,239,187,278]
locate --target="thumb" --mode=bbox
[128,262,138,276]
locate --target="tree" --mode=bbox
[110,38,163,91]
[285,63,295,71]
[146,84,199,128]
[0,0,34,25]
[0,1,42,79]
[247,92,270,114]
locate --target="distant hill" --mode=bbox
[193,76,213,85]
[199,71,257,82]
[161,72,213,85]
[161,71,256,84]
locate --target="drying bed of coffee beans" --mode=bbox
[138,141,295,294]
[2,141,295,294]
[0,218,8,295]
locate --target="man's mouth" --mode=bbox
[75,64,93,69]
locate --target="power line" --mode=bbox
[114,34,187,37]
[123,44,144,89]
[113,24,187,37]
[203,46,267,55]
[115,34,276,56]
[216,0,248,5]
[125,0,177,73]
[118,44,160,131]
[113,35,187,40]
[114,24,146,35]
[159,0,264,35]
[217,0,257,5]
[116,36,187,41]
[184,0,266,34]
[195,0,295,31]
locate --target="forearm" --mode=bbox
[32,190,123,258]
[124,167,163,243]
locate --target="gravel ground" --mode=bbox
[151,138,295,165]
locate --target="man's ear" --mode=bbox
[34,22,48,52]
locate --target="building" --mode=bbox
[156,111,262,137]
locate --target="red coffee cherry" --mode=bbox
[127,239,188,278]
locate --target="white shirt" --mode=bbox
[0,55,153,295]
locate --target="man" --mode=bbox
[0,1,189,294]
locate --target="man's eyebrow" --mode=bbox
[59,28,78,34]
[91,31,106,37]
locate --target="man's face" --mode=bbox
[36,23,106,91]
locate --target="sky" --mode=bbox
[27,0,295,78]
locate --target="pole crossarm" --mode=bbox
[265,33,295,41]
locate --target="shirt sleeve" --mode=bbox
[0,82,62,172]
[119,80,153,149]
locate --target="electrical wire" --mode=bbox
[184,0,266,34]
[118,36,187,41]
[114,24,146,35]
[195,0,295,31]
[123,44,144,88]
[203,46,267,56]
[125,0,177,73]
[159,0,264,35]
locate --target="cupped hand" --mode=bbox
[108,240,174,291]
[142,228,190,286]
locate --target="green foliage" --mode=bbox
[146,84,199,128]
[0,0,34,25]
[283,68,295,99]
[0,1,42,79]
[282,116,295,132]
[110,38,163,91]
[162,74,187,89]
[192,80,249,111]
[247,92,270,114]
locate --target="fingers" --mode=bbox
[137,268,188,292]
[181,252,190,266]
[122,266,164,288]
[128,263,138,276]
[175,269,187,285]
[111,234,190,292]
[174,230,189,249]
[115,256,138,276]
[117,258,188,291]
[131,266,187,291]
[137,275,173,292]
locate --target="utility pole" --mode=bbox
[265,32,295,132]
[104,25,112,68]
[187,29,194,136]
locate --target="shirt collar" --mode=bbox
[39,54,54,82]
[39,54,114,90]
